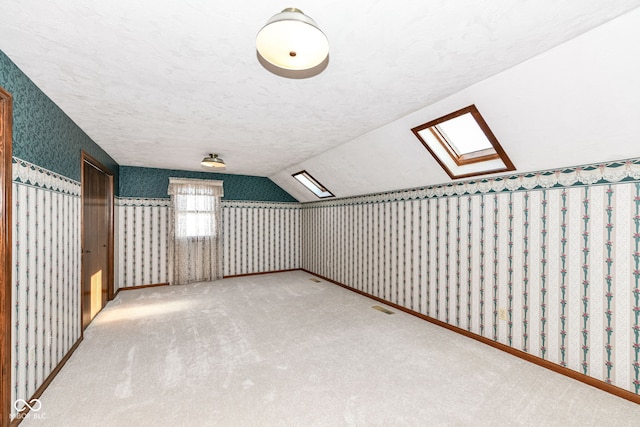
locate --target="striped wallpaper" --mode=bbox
[115,199,301,288]
[10,155,640,420]
[115,198,171,290]
[221,201,301,276]
[301,159,640,395]
[11,158,82,416]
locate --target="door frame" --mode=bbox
[1,86,13,427]
[80,151,114,331]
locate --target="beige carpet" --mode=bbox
[20,271,640,426]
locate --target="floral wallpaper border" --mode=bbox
[223,200,301,210]
[115,198,301,210]
[303,158,640,208]
[12,157,80,195]
[115,197,171,208]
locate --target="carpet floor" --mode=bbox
[21,271,640,426]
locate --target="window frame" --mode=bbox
[411,105,515,179]
[173,193,217,239]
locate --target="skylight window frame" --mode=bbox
[411,105,515,179]
[430,125,498,166]
[292,170,335,199]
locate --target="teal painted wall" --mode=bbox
[0,50,119,187]
[119,166,298,202]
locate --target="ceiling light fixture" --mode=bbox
[256,8,329,78]
[201,153,226,169]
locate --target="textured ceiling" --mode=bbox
[1,1,640,187]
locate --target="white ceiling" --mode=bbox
[2,1,640,201]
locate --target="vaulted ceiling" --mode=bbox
[2,1,640,201]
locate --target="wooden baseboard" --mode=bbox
[114,271,303,295]
[301,269,640,405]
[10,337,83,426]
[223,269,299,279]
[114,282,170,297]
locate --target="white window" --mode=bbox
[174,194,217,238]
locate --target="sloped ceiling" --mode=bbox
[1,1,640,202]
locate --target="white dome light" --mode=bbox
[256,8,329,76]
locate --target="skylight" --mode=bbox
[435,113,493,155]
[292,170,334,198]
[411,105,515,179]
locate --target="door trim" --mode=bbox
[80,151,114,331]
[1,86,13,427]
